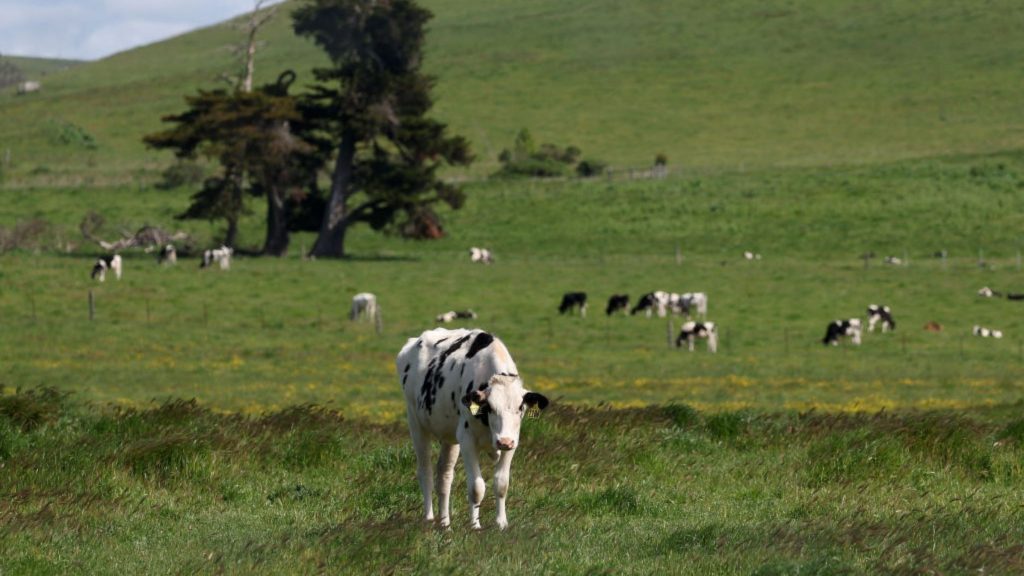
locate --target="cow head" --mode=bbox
[464,374,549,452]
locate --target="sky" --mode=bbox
[0,0,282,61]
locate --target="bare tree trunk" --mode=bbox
[225,216,239,248]
[239,0,275,93]
[310,135,356,258]
[262,186,290,256]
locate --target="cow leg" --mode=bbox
[435,442,460,528]
[580,304,587,318]
[460,441,486,529]
[408,421,434,523]
[493,449,515,530]
[688,335,695,352]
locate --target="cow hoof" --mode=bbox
[471,523,483,531]
[439,518,451,529]
[496,520,509,531]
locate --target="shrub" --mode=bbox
[576,158,608,177]
[654,153,668,167]
[0,386,67,432]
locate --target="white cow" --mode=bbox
[158,244,177,265]
[977,287,1000,298]
[973,325,1004,339]
[398,328,549,530]
[201,245,233,270]
[469,247,493,264]
[436,310,477,323]
[884,256,904,266]
[350,293,379,322]
[676,321,718,353]
[90,254,122,282]
[743,251,762,260]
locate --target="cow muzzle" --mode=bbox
[496,437,516,451]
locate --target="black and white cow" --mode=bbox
[158,244,177,265]
[678,292,708,318]
[1008,293,1024,301]
[398,328,549,530]
[605,294,629,316]
[350,293,379,322]
[866,304,896,332]
[91,254,122,282]
[559,292,588,317]
[978,287,1000,298]
[676,321,718,353]
[436,310,478,323]
[631,291,670,317]
[884,256,904,266]
[469,247,493,264]
[822,319,862,346]
[200,245,233,270]
[972,325,1004,339]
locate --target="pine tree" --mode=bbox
[293,0,472,258]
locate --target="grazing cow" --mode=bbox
[559,292,588,317]
[1007,293,1024,301]
[978,287,1000,298]
[884,256,904,266]
[972,325,1004,339]
[605,294,629,316]
[398,328,549,530]
[436,310,478,323]
[631,291,670,317]
[679,292,708,318]
[743,251,762,260]
[469,247,493,264]
[158,244,177,265]
[676,321,718,353]
[200,245,233,270]
[866,304,896,332]
[350,293,379,322]
[16,81,41,95]
[923,321,943,333]
[822,319,862,346]
[90,254,122,282]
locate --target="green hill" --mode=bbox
[2,0,1024,185]
[2,55,84,79]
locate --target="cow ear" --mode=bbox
[523,392,549,410]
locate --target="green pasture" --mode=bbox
[3,153,1024,416]
[4,0,1024,183]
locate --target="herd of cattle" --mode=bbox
[90,245,233,281]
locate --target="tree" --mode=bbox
[293,0,473,258]
[144,73,325,254]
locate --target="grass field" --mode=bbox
[4,156,1024,573]
[3,0,1024,184]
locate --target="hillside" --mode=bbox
[2,0,1024,185]
[2,56,84,80]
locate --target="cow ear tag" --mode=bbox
[526,406,541,419]
[469,402,481,416]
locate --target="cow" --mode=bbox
[978,287,1001,298]
[605,294,629,316]
[866,304,896,332]
[884,256,904,266]
[436,310,478,323]
[972,325,1004,339]
[16,81,41,95]
[158,244,177,265]
[469,247,493,264]
[678,292,708,318]
[676,321,718,353]
[559,292,587,317]
[743,251,762,260]
[1007,293,1024,301]
[90,254,122,282]
[398,328,549,530]
[631,291,670,317]
[350,293,378,322]
[200,246,233,270]
[822,319,862,346]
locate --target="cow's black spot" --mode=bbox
[497,372,519,378]
[420,334,472,415]
[466,332,494,359]
[404,364,410,374]
[402,374,407,387]
[479,382,489,391]
[435,337,449,347]
[460,365,465,377]
[464,421,469,429]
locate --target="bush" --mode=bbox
[496,156,569,178]
[494,128,585,179]
[576,158,608,177]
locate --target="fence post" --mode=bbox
[784,328,790,356]
[667,317,675,348]
[375,307,383,335]
[942,249,947,271]
[88,290,95,321]
[675,243,682,265]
